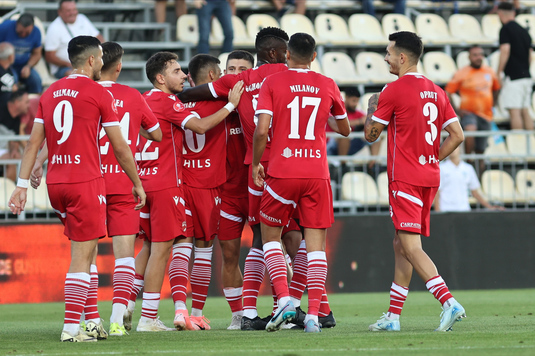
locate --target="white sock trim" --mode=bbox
[263,241,281,252]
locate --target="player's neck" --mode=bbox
[398,65,418,78]
[153,83,174,94]
[71,67,91,78]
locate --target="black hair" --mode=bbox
[145,51,178,84]
[17,13,35,27]
[288,32,315,64]
[68,35,101,68]
[59,0,76,10]
[101,42,124,72]
[188,54,220,85]
[255,26,289,51]
[9,89,28,103]
[388,31,423,63]
[344,87,361,98]
[227,50,254,67]
[497,2,514,11]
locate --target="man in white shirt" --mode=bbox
[44,0,104,78]
[435,147,502,212]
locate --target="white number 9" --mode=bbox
[53,100,74,145]
[423,102,438,146]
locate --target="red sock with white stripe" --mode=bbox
[128,273,144,312]
[84,264,100,323]
[242,248,265,319]
[289,239,307,307]
[169,242,192,308]
[318,288,332,317]
[110,257,135,324]
[63,272,90,335]
[306,251,327,317]
[387,282,409,319]
[263,241,290,307]
[190,246,213,317]
[140,292,160,319]
[223,287,243,315]
[426,275,454,306]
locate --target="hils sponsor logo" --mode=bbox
[419,155,438,165]
[400,222,421,229]
[281,147,321,159]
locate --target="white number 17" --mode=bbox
[287,96,321,140]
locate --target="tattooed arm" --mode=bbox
[364,93,386,143]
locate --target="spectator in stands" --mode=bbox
[488,0,520,14]
[271,0,307,15]
[0,42,18,107]
[361,0,406,17]
[435,146,503,212]
[44,0,104,78]
[445,45,500,160]
[155,0,187,25]
[195,0,234,54]
[19,94,40,136]
[0,13,43,94]
[497,1,533,130]
[0,90,29,182]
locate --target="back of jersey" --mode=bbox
[37,74,119,184]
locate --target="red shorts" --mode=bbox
[389,181,438,237]
[218,194,248,241]
[183,185,221,241]
[247,161,269,226]
[139,187,187,242]
[282,217,301,236]
[260,177,334,229]
[106,194,139,237]
[48,178,106,242]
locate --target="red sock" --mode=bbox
[64,273,90,325]
[263,242,289,302]
[426,275,453,306]
[289,239,307,301]
[318,288,331,317]
[388,282,409,315]
[130,273,144,302]
[113,257,135,307]
[190,246,213,311]
[169,243,192,304]
[140,292,160,319]
[84,264,100,320]
[242,248,265,313]
[223,287,243,313]
[306,251,327,317]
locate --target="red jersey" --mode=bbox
[208,63,288,164]
[182,100,227,188]
[222,112,248,198]
[139,89,195,192]
[35,74,119,184]
[98,81,160,195]
[372,73,458,187]
[256,69,346,179]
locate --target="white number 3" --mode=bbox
[423,102,438,146]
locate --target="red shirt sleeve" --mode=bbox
[100,88,120,127]
[255,76,274,116]
[330,80,347,118]
[138,92,159,131]
[372,84,395,125]
[210,73,239,98]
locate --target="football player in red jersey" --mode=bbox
[365,31,466,332]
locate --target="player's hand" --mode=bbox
[252,163,265,188]
[228,80,244,108]
[30,164,44,189]
[132,185,146,210]
[193,0,206,9]
[8,187,27,215]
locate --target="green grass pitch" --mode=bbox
[0,289,533,355]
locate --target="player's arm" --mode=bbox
[497,43,510,85]
[439,120,464,161]
[139,127,162,142]
[184,81,244,134]
[30,141,48,189]
[105,125,146,210]
[177,83,216,103]
[8,123,45,215]
[252,112,270,188]
[364,93,385,142]
[434,190,441,212]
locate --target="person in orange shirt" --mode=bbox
[445,45,501,157]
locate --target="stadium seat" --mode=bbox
[481,170,516,203]
[455,50,489,69]
[245,14,279,38]
[281,14,322,43]
[320,52,360,84]
[376,171,389,206]
[177,14,200,44]
[218,52,229,70]
[310,58,322,74]
[381,14,416,38]
[515,14,535,44]
[515,169,535,202]
[341,171,379,204]
[481,14,501,43]
[212,16,252,47]
[415,13,459,45]
[348,14,388,46]
[0,178,16,212]
[422,51,457,84]
[358,92,376,113]
[314,13,356,46]
[448,14,495,45]
[505,132,535,161]
[355,51,395,84]
[484,136,511,161]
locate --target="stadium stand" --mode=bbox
[481,170,516,204]
[448,14,495,45]
[321,52,360,85]
[314,13,356,46]
[381,13,416,38]
[341,171,379,205]
[211,16,253,47]
[515,169,535,202]
[355,51,395,84]
[245,14,279,38]
[415,13,459,45]
[347,14,388,46]
[422,51,457,84]
[281,13,323,43]
[481,13,501,43]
